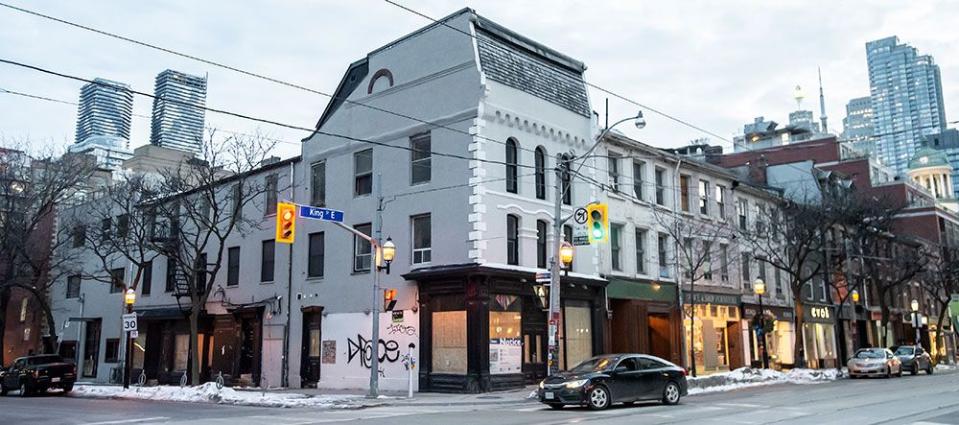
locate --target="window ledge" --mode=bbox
[260,280,275,285]
[305,276,324,282]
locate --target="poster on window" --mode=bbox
[489,337,522,374]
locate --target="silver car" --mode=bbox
[848,348,902,378]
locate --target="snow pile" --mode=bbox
[935,363,957,372]
[688,367,840,395]
[71,383,367,408]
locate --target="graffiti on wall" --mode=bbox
[347,334,400,369]
[386,323,417,336]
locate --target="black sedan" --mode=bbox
[537,354,688,410]
[894,345,934,375]
[1,354,77,396]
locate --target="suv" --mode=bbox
[1,354,77,396]
[893,345,933,375]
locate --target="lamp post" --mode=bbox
[753,279,769,369]
[367,235,395,398]
[850,289,860,304]
[547,111,645,375]
[123,288,135,389]
[911,299,921,347]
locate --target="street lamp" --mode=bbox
[850,289,860,304]
[123,288,135,389]
[911,299,921,346]
[378,237,396,274]
[559,241,574,274]
[753,279,770,369]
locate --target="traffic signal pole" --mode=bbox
[547,160,564,375]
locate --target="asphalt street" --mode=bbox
[2,371,958,425]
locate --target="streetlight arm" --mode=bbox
[556,115,642,208]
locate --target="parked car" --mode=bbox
[893,345,933,375]
[537,354,688,410]
[0,354,77,396]
[847,348,902,378]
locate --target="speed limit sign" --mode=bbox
[122,313,138,332]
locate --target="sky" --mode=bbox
[1,0,957,160]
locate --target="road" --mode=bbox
[2,371,958,425]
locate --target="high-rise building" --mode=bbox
[841,96,875,155]
[924,129,959,199]
[866,36,947,176]
[70,78,134,170]
[149,69,207,154]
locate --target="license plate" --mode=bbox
[544,392,554,400]
[51,377,60,383]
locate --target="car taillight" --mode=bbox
[681,368,688,377]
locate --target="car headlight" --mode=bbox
[565,379,589,389]
[539,380,545,389]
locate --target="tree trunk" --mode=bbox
[0,287,9,362]
[879,291,891,346]
[794,296,806,368]
[688,298,697,377]
[936,300,949,364]
[189,303,200,386]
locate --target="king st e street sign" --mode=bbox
[298,205,345,223]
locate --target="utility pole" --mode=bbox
[281,161,294,388]
[368,173,383,397]
[547,156,565,375]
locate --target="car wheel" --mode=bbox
[663,381,682,405]
[927,365,934,375]
[884,367,891,379]
[62,384,73,394]
[910,365,918,376]
[587,386,610,410]
[548,403,564,410]
[19,382,30,397]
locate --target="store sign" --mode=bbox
[489,338,522,374]
[804,304,834,324]
[690,292,741,306]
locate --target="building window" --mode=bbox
[682,237,693,279]
[353,223,372,272]
[699,180,709,215]
[737,198,748,230]
[507,214,520,265]
[536,220,548,269]
[490,295,522,374]
[716,185,726,219]
[561,154,572,205]
[196,253,207,289]
[67,275,81,299]
[655,167,666,206]
[104,339,120,363]
[741,253,751,290]
[226,247,240,286]
[141,261,152,296]
[607,152,621,192]
[703,241,712,280]
[311,161,326,207]
[635,228,647,274]
[775,267,783,296]
[232,184,243,220]
[308,232,325,278]
[610,224,623,271]
[73,225,86,248]
[720,244,729,282]
[534,146,547,199]
[354,149,373,197]
[633,161,644,201]
[432,310,467,374]
[658,233,669,278]
[117,214,129,238]
[563,224,574,271]
[264,175,278,215]
[165,257,176,292]
[110,268,124,293]
[412,214,432,265]
[261,240,275,283]
[410,133,431,184]
[506,138,518,194]
[100,218,111,241]
[680,175,691,212]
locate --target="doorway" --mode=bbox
[82,319,101,378]
[647,313,672,360]
[300,308,322,387]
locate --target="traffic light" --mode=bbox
[383,288,397,312]
[586,203,609,243]
[276,202,296,244]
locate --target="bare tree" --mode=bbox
[0,143,97,356]
[921,247,958,363]
[149,130,276,385]
[653,207,737,377]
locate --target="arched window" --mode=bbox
[561,154,572,205]
[507,214,520,265]
[536,219,548,268]
[506,138,519,194]
[534,147,547,199]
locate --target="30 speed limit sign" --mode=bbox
[122,313,138,332]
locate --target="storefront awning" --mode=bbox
[134,307,191,320]
[605,277,674,302]
[403,263,609,287]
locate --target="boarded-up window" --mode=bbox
[564,303,593,369]
[431,311,467,374]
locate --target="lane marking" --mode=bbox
[717,403,766,408]
[80,418,169,425]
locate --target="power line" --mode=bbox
[0,1,548,158]
[0,57,547,172]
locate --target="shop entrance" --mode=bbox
[648,313,672,360]
[300,308,323,387]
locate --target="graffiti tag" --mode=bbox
[347,334,400,368]
[386,323,417,336]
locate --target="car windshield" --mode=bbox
[854,350,884,359]
[894,347,914,356]
[569,356,616,373]
[26,355,62,365]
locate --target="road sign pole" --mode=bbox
[547,155,565,376]
[368,173,383,398]
[123,304,133,389]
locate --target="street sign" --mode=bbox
[573,208,588,224]
[535,272,551,283]
[122,313,138,332]
[298,205,345,223]
[572,226,589,246]
[130,330,139,339]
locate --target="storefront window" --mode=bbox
[132,332,146,369]
[564,302,593,370]
[174,334,190,371]
[804,323,837,369]
[432,311,467,374]
[490,295,522,374]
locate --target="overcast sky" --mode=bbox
[1,0,957,159]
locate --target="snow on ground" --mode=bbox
[935,363,957,371]
[71,383,368,408]
[687,367,841,395]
